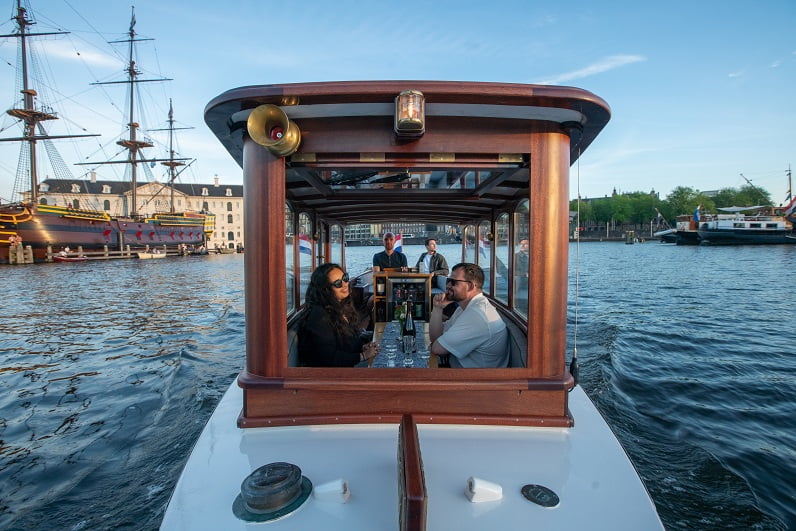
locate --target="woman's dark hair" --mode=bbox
[305,263,360,338]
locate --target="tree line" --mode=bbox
[570,185,775,226]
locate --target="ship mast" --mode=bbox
[84,7,172,218]
[150,99,193,213]
[0,1,98,204]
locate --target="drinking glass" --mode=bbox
[416,345,430,367]
[383,342,397,356]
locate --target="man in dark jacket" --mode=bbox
[415,238,449,277]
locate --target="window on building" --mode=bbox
[71,184,81,193]
[227,231,234,241]
[39,198,48,205]
[72,199,80,209]
[104,200,111,210]
[202,201,209,211]
[102,185,111,194]
[226,188,232,197]
[227,202,232,211]
[227,214,233,223]
[202,188,209,196]
[39,183,49,192]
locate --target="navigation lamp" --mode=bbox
[394,90,425,138]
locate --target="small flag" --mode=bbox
[784,197,796,216]
[394,233,403,253]
[299,234,312,255]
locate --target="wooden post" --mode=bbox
[243,137,287,377]
[528,131,570,379]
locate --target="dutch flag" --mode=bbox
[394,233,403,254]
[299,234,312,255]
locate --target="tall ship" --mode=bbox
[0,2,214,264]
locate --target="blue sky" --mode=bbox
[0,0,794,204]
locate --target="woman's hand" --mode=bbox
[363,341,380,360]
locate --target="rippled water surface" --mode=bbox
[1,244,793,529]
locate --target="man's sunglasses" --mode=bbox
[446,278,471,286]
[330,273,350,288]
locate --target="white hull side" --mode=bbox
[161,382,662,530]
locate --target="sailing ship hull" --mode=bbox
[0,203,212,263]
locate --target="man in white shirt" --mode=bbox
[429,263,508,368]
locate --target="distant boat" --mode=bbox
[697,206,795,245]
[53,255,87,263]
[137,251,167,260]
[0,2,214,264]
[654,214,702,245]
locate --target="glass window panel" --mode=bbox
[495,213,509,303]
[463,225,476,264]
[330,225,344,265]
[298,213,313,305]
[478,220,492,295]
[513,200,529,317]
[285,203,295,313]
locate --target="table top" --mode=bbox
[371,321,437,368]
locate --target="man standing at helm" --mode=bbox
[372,232,407,271]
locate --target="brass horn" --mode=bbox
[246,104,301,157]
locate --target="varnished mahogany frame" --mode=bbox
[205,81,611,429]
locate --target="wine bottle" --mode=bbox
[402,301,416,337]
[401,301,416,354]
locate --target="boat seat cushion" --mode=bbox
[501,314,527,368]
[287,326,300,367]
[431,274,447,295]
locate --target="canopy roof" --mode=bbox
[205,81,611,226]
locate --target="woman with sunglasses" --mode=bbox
[299,263,380,367]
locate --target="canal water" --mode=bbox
[0,244,793,529]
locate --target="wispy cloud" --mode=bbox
[38,40,119,68]
[534,54,646,85]
[728,70,744,78]
[770,60,781,68]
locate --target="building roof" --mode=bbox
[39,179,243,198]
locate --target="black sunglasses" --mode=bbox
[446,278,471,286]
[330,273,350,288]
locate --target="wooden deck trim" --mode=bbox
[399,414,427,531]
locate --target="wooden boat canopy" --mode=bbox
[203,81,611,429]
[206,81,609,225]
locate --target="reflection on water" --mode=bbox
[0,255,245,530]
[566,242,794,530]
[1,244,793,530]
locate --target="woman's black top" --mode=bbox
[299,305,364,367]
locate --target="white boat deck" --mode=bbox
[161,382,663,530]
